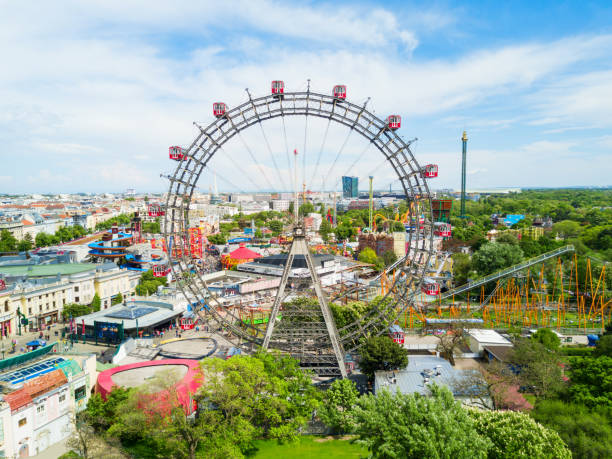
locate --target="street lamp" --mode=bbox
[1,343,5,360]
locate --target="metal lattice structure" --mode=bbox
[163,88,434,376]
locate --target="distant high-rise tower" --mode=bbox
[211,173,222,204]
[342,176,358,198]
[460,131,468,218]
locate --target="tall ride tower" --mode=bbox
[460,131,468,218]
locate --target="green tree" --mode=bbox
[198,352,320,452]
[531,400,612,459]
[208,233,226,245]
[532,328,561,351]
[318,378,359,434]
[472,242,523,276]
[381,250,397,267]
[90,293,101,312]
[268,220,283,235]
[288,201,294,216]
[495,232,519,246]
[112,293,123,305]
[567,356,612,407]
[298,202,315,216]
[391,221,406,232]
[594,334,612,357]
[35,232,51,248]
[359,335,408,378]
[0,229,17,252]
[358,247,378,265]
[353,385,491,459]
[469,409,571,459]
[62,303,92,320]
[319,219,332,242]
[451,252,471,286]
[552,220,583,239]
[17,238,32,252]
[511,339,565,399]
[86,388,133,432]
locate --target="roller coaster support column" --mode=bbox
[461,131,467,218]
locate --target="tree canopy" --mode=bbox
[532,328,561,351]
[472,242,524,276]
[469,409,571,459]
[531,400,612,459]
[317,378,359,434]
[353,385,491,459]
[359,335,408,378]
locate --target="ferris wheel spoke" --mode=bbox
[321,128,354,192]
[280,115,293,194]
[235,130,277,192]
[214,145,265,193]
[330,141,374,192]
[258,123,288,191]
[310,118,331,191]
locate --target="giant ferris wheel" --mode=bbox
[162,81,436,377]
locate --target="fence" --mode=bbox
[0,342,57,372]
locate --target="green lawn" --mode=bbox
[250,436,367,458]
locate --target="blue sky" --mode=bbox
[1,0,611,194]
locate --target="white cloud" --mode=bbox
[0,2,611,192]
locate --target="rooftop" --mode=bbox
[375,355,475,397]
[24,369,68,399]
[468,329,512,345]
[0,262,99,277]
[80,300,181,330]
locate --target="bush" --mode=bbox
[532,328,561,351]
[470,409,571,459]
[531,400,612,459]
[560,347,595,356]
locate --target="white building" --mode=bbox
[271,200,290,211]
[0,352,96,458]
[467,329,513,355]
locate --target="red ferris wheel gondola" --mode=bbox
[434,222,452,238]
[148,204,165,218]
[421,279,440,296]
[271,80,284,96]
[387,115,401,130]
[423,164,438,178]
[333,85,346,100]
[169,146,184,161]
[213,102,227,118]
[152,264,171,277]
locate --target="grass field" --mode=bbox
[250,436,367,458]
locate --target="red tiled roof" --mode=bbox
[4,388,32,412]
[21,219,34,226]
[23,369,68,400]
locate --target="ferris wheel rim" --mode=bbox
[162,88,435,353]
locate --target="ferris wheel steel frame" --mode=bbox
[163,89,435,369]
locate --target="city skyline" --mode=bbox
[2,1,612,194]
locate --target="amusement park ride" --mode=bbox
[160,81,436,378]
[156,80,610,379]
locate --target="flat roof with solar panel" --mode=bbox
[0,357,65,386]
[105,307,157,320]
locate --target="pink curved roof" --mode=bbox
[228,243,261,260]
[96,359,202,413]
